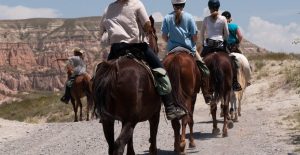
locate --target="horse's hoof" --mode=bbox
[189,142,196,148]
[212,128,220,135]
[233,118,239,122]
[222,132,228,137]
[228,120,234,129]
[180,141,186,153]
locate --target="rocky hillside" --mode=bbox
[0,16,268,95]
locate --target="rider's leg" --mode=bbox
[60,75,75,104]
[230,55,242,91]
[195,50,210,76]
[144,45,186,120]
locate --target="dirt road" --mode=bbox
[0,62,299,154]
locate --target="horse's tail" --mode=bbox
[167,56,187,109]
[211,59,224,102]
[92,62,117,118]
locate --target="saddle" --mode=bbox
[110,42,148,61]
[201,39,229,57]
[108,42,170,95]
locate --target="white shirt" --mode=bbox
[100,0,149,46]
[200,15,229,46]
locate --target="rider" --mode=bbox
[200,0,242,91]
[161,0,210,76]
[60,47,87,104]
[100,0,186,120]
[221,11,243,53]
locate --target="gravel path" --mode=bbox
[0,80,299,155]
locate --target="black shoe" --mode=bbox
[60,96,69,104]
[165,105,186,120]
[232,81,242,91]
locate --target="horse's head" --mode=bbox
[148,15,159,55]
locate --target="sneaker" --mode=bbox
[60,96,69,104]
[165,105,186,120]
[232,81,242,91]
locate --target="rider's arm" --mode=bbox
[236,27,243,43]
[161,16,169,42]
[189,16,198,43]
[99,7,107,36]
[223,18,229,40]
[136,1,150,34]
[199,17,207,46]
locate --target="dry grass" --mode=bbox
[284,66,300,93]
[0,91,76,123]
[247,52,300,61]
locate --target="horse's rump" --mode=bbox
[163,51,200,110]
[93,57,161,122]
[231,53,251,88]
[203,52,233,102]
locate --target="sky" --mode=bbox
[0,0,299,53]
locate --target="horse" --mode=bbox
[163,50,201,153]
[67,68,94,122]
[92,16,162,155]
[202,51,234,137]
[228,52,251,121]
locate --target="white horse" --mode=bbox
[229,52,252,121]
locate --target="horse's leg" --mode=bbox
[188,96,196,148]
[76,98,83,121]
[86,94,93,121]
[102,120,115,155]
[180,115,187,152]
[148,112,160,155]
[114,122,135,155]
[223,92,233,137]
[220,101,224,117]
[70,98,78,122]
[238,91,244,117]
[127,134,135,155]
[211,102,220,135]
[171,119,181,154]
[230,94,236,121]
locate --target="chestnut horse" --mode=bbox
[92,16,162,155]
[163,51,201,153]
[202,52,234,137]
[67,69,93,122]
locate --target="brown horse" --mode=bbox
[92,16,162,155]
[202,52,234,137]
[67,69,93,122]
[163,51,201,153]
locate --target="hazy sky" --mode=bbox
[0,0,299,53]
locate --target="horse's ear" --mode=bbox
[149,15,155,27]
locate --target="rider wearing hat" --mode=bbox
[60,47,87,104]
[200,0,242,91]
[100,0,186,120]
[161,0,210,76]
